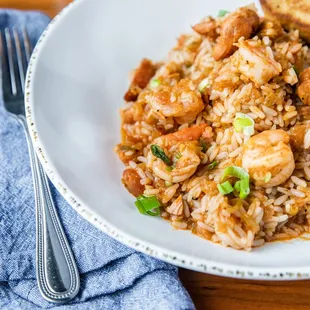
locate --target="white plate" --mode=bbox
[26,0,310,280]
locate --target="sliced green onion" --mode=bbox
[171,152,182,168]
[217,10,229,17]
[222,166,249,181]
[166,166,173,172]
[264,172,272,183]
[233,113,255,136]
[175,152,182,160]
[134,200,147,214]
[234,179,250,199]
[234,117,252,129]
[150,79,161,89]
[165,181,173,187]
[151,144,171,166]
[200,139,207,153]
[293,66,299,75]
[239,178,250,199]
[221,166,250,199]
[198,78,210,93]
[234,180,241,192]
[145,208,160,216]
[135,195,161,216]
[136,195,161,210]
[217,181,234,195]
[207,161,218,170]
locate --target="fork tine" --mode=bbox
[22,27,32,62]
[0,33,3,90]
[0,31,3,61]
[4,28,17,96]
[12,28,25,94]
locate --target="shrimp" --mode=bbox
[147,79,205,124]
[234,40,282,86]
[296,68,310,105]
[146,124,211,183]
[242,129,295,187]
[213,6,259,61]
[289,121,310,150]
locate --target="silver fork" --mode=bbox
[1,28,80,304]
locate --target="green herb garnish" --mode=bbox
[150,79,161,89]
[135,195,161,216]
[222,166,249,180]
[200,139,207,153]
[264,172,272,183]
[207,161,218,170]
[217,181,234,195]
[293,66,299,75]
[217,10,229,17]
[233,113,255,136]
[219,166,250,199]
[175,152,182,160]
[151,144,171,166]
[235,178,250,199]
[165,181,173,187]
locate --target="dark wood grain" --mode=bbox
[2,0,309,309]
[179,269,310,310]
[1,0,72,17]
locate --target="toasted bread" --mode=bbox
[260,0,310,42]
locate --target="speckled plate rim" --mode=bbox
[25,0,310,281]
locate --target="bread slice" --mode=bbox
[260,0,310,42]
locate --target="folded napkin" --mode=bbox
[0,9,195,310]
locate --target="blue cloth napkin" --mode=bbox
[0,9,195,310]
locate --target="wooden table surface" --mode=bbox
[3,0,310,309]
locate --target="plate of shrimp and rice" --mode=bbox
[118,2,310,250]
[28,0,310,279]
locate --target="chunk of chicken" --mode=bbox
[234,40,282,86]
[167,195,184,216]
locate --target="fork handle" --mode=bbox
[17,115,80,304]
